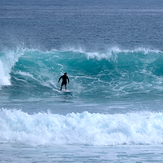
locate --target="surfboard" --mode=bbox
[58,90,72,94]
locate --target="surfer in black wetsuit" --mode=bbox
[58,73,70,91]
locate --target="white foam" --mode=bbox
[0,109,163,146]
[0,48,25,86]
[59,46,162,61]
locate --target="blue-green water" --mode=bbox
[1,0,163,162]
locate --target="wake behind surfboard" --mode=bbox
[61,90,72,93]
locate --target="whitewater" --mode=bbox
[1,109,163,146]
[1,0,163,162]
[0,48,163,162]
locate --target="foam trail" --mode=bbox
[1,109,163,146]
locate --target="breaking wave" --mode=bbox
[0,47,163,101]
[0,108,163,146]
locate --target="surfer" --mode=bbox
[58,73,70,91]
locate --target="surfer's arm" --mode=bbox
[58,76,62,82]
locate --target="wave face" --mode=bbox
[0,108,163,146]
[0,47,163,102]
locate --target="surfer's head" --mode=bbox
[64,72,67,75]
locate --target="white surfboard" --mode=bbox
[58,90,72,94]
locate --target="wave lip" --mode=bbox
[0,109,163,146]
[0,48,25,87]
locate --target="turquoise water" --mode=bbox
[1,48,163,103]
[1,0,163,162]
[1,48,163,162]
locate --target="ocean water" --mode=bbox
[1,0,163,162]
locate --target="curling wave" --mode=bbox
[0,47,163,101]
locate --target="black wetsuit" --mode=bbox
[58,74,69,87]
